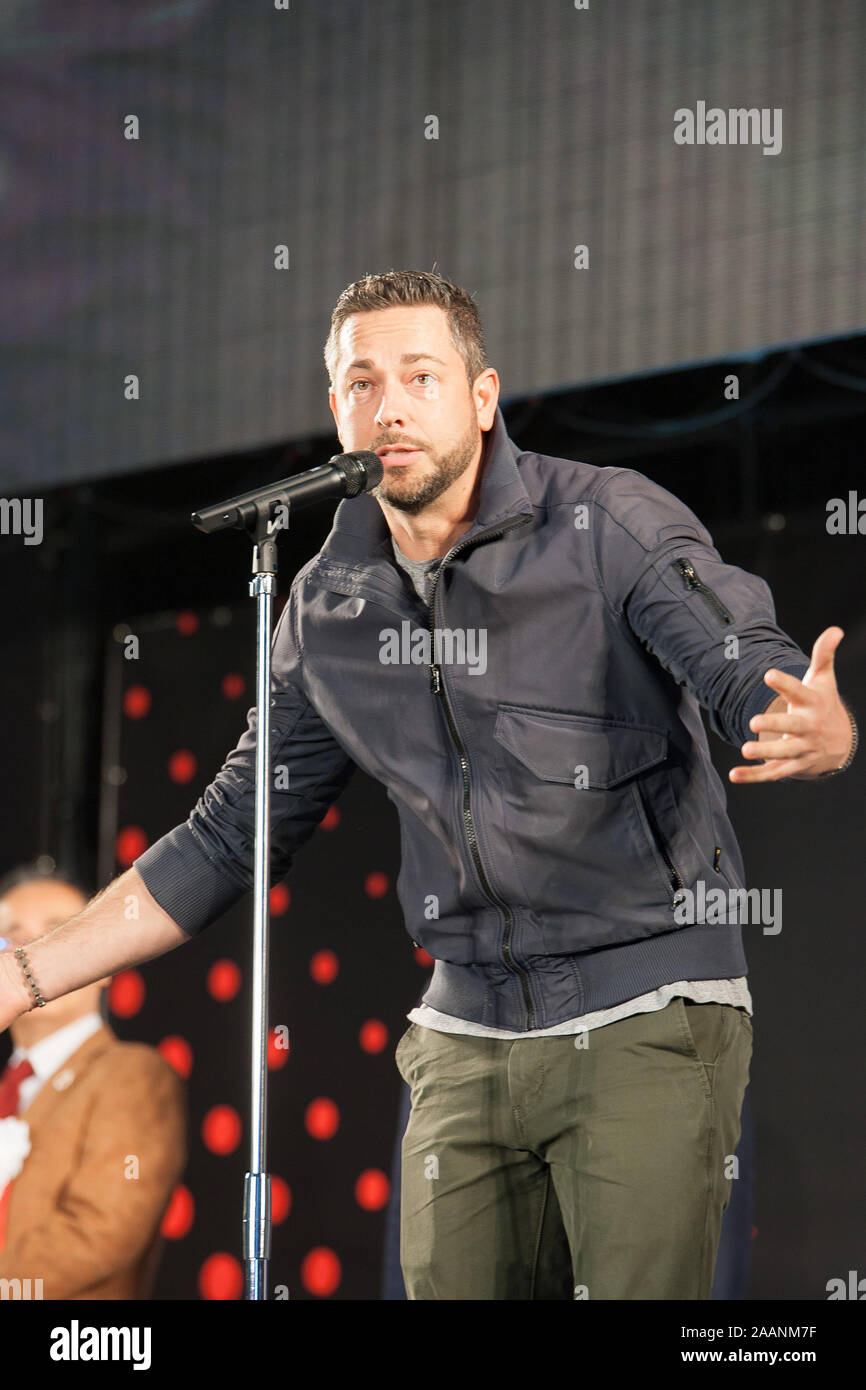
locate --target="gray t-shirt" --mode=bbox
[390,535,441,606]
[389,534,752,1038]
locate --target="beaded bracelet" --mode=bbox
[812,702,859,779]
[14,946,46,1009]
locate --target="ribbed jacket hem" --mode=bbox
[422,924,749,1031]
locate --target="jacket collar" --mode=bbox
[16,1023,117,1134]
[317,405,533,568]
[10,1011,104,1082]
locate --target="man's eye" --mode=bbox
[349,380,370,393]
[415,373,435,385]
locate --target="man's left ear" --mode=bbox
[473,369,499,431]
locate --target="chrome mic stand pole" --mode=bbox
[242,504,283,1300]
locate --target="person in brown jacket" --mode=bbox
[0,868,187,1300]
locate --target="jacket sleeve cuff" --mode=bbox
[134,824,248,938]
[739,661,811,744]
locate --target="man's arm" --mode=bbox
[590,469,822,753]
[590,471,857,783]
[0,867,187,1029]
[1,573,355,1029]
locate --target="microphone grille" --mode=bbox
[340,451,384,497]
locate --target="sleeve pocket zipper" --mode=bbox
[674,558,734,625]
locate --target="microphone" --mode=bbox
[192,450,384,534]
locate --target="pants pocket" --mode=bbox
[394,1023,419,1083]
[734,1007,753,1040]
[674,998,732,1102]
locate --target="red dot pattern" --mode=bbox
[305,1097,340,1141]
[115,826,147,866]
[355,1169,390,1211]
[198,1252,243,1300]
[109,969,145,1018]
[269,882,290,915]
[202,1104,242,1156]
[364,871,389,899]
[123,685,151,719]
[271,1175,291,1224]
[301,1247,341,1298]
[161,1184,195,1240]
[221,672,245,699]
[359,1019,388,1054]
[168,749,197,784]
[207,958,242,1002]
[267,1025,291,1070]
[158,1035,193,1078]
[310,949,338,984]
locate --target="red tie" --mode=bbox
[0,1058,34,1118]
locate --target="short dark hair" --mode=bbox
[324,268,489,389]
[0,861,92,904]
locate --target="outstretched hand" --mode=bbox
[729,626,854,783]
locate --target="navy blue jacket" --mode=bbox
[135,406,811,1030]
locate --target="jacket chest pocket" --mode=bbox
[494,705,668,788]
[492,705,699,914]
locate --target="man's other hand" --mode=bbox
[730,626,854,782]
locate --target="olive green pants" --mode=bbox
[395,997,752,1300]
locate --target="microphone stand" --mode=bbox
[189,489,282,1299]
[192,451,381,1301]
[242,504,280,1301]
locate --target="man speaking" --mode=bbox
[0,270,856,1299]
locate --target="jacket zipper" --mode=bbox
[427,512,538,1030]
[674,558,734,625]
[636,782,686,907]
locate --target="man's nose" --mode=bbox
[374,386,411,429]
